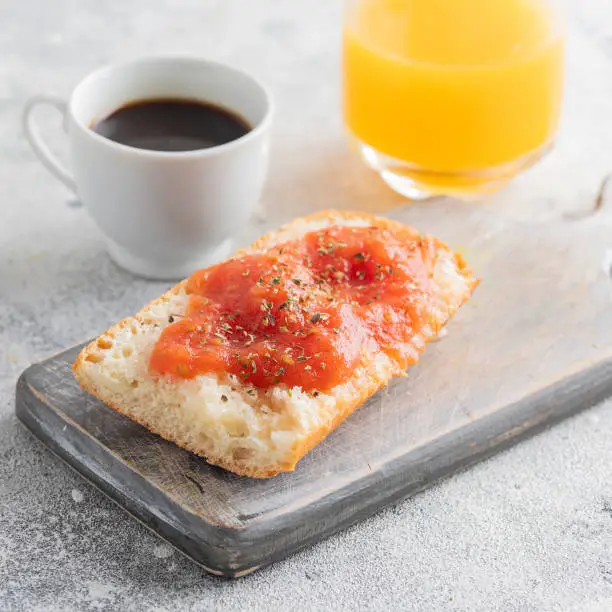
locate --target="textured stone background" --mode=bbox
[1,1,611,610]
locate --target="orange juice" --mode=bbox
[343,0,565,192]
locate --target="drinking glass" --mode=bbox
[342,0,565,199]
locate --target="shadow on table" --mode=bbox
[261,139,408,222]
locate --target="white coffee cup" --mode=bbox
[23,57,273,280]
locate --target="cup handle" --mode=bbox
[22,94,76,193]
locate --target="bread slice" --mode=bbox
[73,210,477,478]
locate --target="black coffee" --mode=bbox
[92,98,251,152]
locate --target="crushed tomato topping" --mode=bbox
[149,225,438,392]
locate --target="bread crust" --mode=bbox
[73,210,477,478]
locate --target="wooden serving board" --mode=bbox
[15,207,612,577]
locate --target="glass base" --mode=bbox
[358,140,554,200]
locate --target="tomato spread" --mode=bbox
[149,225,436,392]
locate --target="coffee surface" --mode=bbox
[92,98,251,151]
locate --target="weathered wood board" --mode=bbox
[15,208,612,576]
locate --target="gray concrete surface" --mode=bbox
[1,0,611,610]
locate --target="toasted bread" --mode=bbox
[73,210,477,477]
